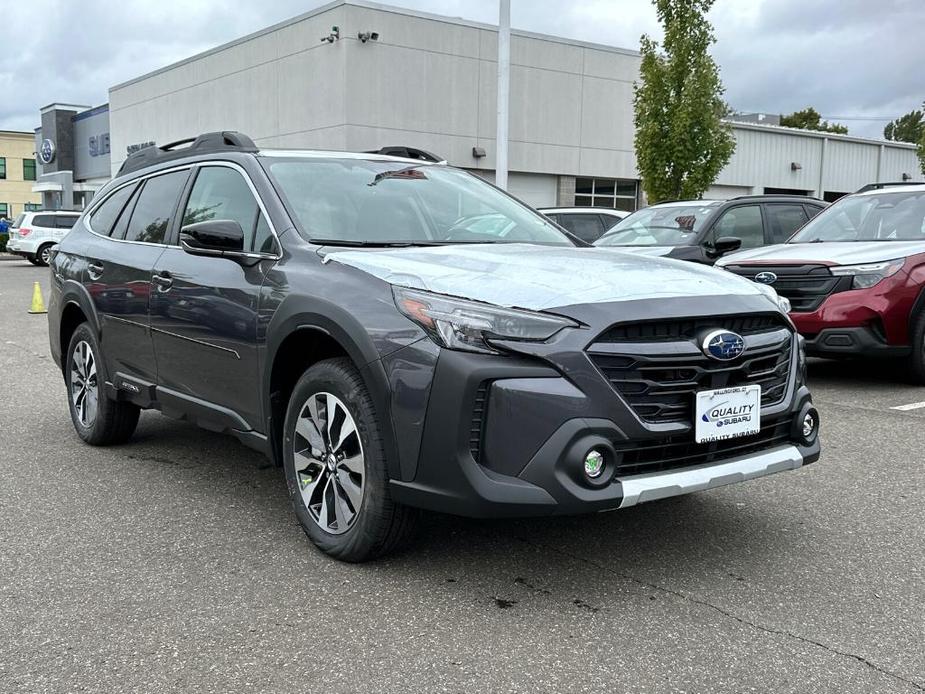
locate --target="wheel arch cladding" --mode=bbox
[265,320,401,478]
[59,301,90,373]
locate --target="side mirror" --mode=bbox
[710,236,742,256]
[180,220,245,257]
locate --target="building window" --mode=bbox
[0,203,7,219]
[23,159,36,181]
[0,158,6,180]
[25,203,42,212]
[574,177,637,212]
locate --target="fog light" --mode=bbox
[802,412,816,439]
[584,449,605,478]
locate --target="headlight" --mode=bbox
[829,259,904,289]
[393,286,578,354]
[753,282,791,314]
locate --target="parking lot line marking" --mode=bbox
[890,401,925,411]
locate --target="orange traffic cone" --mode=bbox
[28,281,47,314]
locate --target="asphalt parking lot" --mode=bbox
[0,257,922,693]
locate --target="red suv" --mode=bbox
[717,185,925,381]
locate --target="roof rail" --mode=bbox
[729,193,825,202]
[364,146,446,164]
[855,181,921,193]
[116,131,258,177]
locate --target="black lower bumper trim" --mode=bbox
[804,326,909,358]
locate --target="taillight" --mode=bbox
[19,227,31,237]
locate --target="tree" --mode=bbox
[884,107,924,144]
[918,133,925,176]
[633,0,735,203]
[779,107,848,134]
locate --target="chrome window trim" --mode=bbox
[82,161,283,260]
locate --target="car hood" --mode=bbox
[718,241,925,267]
[600,245,675,257]
[322,243,772,312]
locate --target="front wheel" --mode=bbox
[283,357,418,562]
[65,323,140,445]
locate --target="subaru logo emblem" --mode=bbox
[754,271,777,285]
[702,330,745,361]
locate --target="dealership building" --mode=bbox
[36,0,925,211]
[32,103,111,210]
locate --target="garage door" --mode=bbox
[467,171,558,208]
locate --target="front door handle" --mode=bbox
[87,262,104,280]
[152,272,173,291]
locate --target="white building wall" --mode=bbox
[109,0,641,182]
[716,122,923,198]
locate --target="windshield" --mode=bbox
[594,203,719,247]
[265,158,573,246]
[790,190,925,243]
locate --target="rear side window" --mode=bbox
[32,214,56,228]
[89,185,136,236]
[764,204,809,243]
[557,213,605,243]
[56,216,78,229]
[182,166,269,252]
[124,171,189,244]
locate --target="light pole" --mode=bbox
[496,0,510,191]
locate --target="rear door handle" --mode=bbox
[152,272,173,291]
[87,262,104,280]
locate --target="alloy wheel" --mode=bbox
[292,392,365,535]
[70,341,99,427]
[40,247,51,265]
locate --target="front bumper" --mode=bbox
[388,334,819,519]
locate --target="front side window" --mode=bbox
[764,204,808,243]
[89,184,136,236]
[23,159,36,181]
[123,171,188,244]
[790,191,925,243]
[596,203,720,247]
[711,205,764,249]
[182,166,273,253]
[266,158,572,246]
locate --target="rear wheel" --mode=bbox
[26,254,39,265]
[36,244,53,266]
[65,323,140,445]
[283,357,418,562]
[909,310,925,384]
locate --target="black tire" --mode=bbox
[65,322,140,445]
[283,357,418,562]
[26,254,39,265]
[35,244,53,267]
[909,309,925,384]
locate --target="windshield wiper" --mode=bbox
[309,238,512,247]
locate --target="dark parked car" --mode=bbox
[48,132,820,561]
[594,196,827,264]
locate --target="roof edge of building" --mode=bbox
[109,0,640,94]
[726,119,918,149]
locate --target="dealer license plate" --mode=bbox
[694,385,761,443]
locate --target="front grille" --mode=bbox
[469,382,490,462]
[588,324,793,425]
[724,264,851,312]
[596,313,788,343]
[614,419,792,477]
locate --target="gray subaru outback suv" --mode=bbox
[48,132,820,561]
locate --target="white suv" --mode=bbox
[7,211,81,266]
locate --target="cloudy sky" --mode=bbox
[3,0,923,139]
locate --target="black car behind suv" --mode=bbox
[49,132,820,561]
[595,195,827,264]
